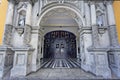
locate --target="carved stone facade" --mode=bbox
[0,0,120,79]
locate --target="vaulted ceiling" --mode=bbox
[40,8,78,27]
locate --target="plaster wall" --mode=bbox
[0,0,8,44]
[113,1,120,43]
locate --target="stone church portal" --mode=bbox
[0,0,120,79]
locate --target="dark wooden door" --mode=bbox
[54,39,67,59]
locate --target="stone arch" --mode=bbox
[37,2,85,29]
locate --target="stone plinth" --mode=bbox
[88,47,111,78]
[11,47,34,77]
[0,46,14,78]
[108,47,120,77]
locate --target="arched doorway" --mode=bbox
[37,3,84,68]
[42,30,79,68]
[43,30,76,59]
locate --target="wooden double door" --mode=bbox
[44,31,76,59]
[53,39,67,59]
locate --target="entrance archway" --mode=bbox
[43,30,76,59]
[38,3,84,68]
[41,30,80,68]
[37,2,85,28]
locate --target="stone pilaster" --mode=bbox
[26,1,32,25]
[3,0,15,46]
[87,2,111,78]
[106,2,120,77]
[85,2,90,27]
[24,1,32,46]
[90,2,99,48]
[106,2,119,47]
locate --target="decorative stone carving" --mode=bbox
[96,3,106,27]
[17,2,27,10]
[98,27,107,35]
[0,0,120,79]
[97,14,103,27]
[15,27,24,36]
[24,25,32,45]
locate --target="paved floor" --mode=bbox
[7,68,104,80]
[41,59,81,68]
[29,68,104,79]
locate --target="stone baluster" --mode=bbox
[90,2,100,48]
[106,2,119,47]
[3,0,15,45]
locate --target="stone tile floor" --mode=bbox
[3,68,119,80]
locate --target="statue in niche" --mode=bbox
[18,10,26,27]
[97,14,103,27]
[18,15,26,26]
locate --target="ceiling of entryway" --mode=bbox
[40,8,78,27]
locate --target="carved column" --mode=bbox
[24,1,32,46]
[106,2,119,47]
[90,2,99,48]
[3,0,15,45]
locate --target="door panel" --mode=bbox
[43,31,77,59]
[54,39,67,59]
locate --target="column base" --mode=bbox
[108,48,120,77]
[31,63,41,72]
[81,63,91,72]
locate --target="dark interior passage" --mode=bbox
[43,30,77,59]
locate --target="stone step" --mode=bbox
[26,68,103,79]
[41,58,81,68]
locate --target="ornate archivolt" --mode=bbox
[37,1,85,28]
[40,8,81,27]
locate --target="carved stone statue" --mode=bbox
[18,17,25,26]
[97,15,103,27]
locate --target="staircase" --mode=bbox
[41,58,81,68]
